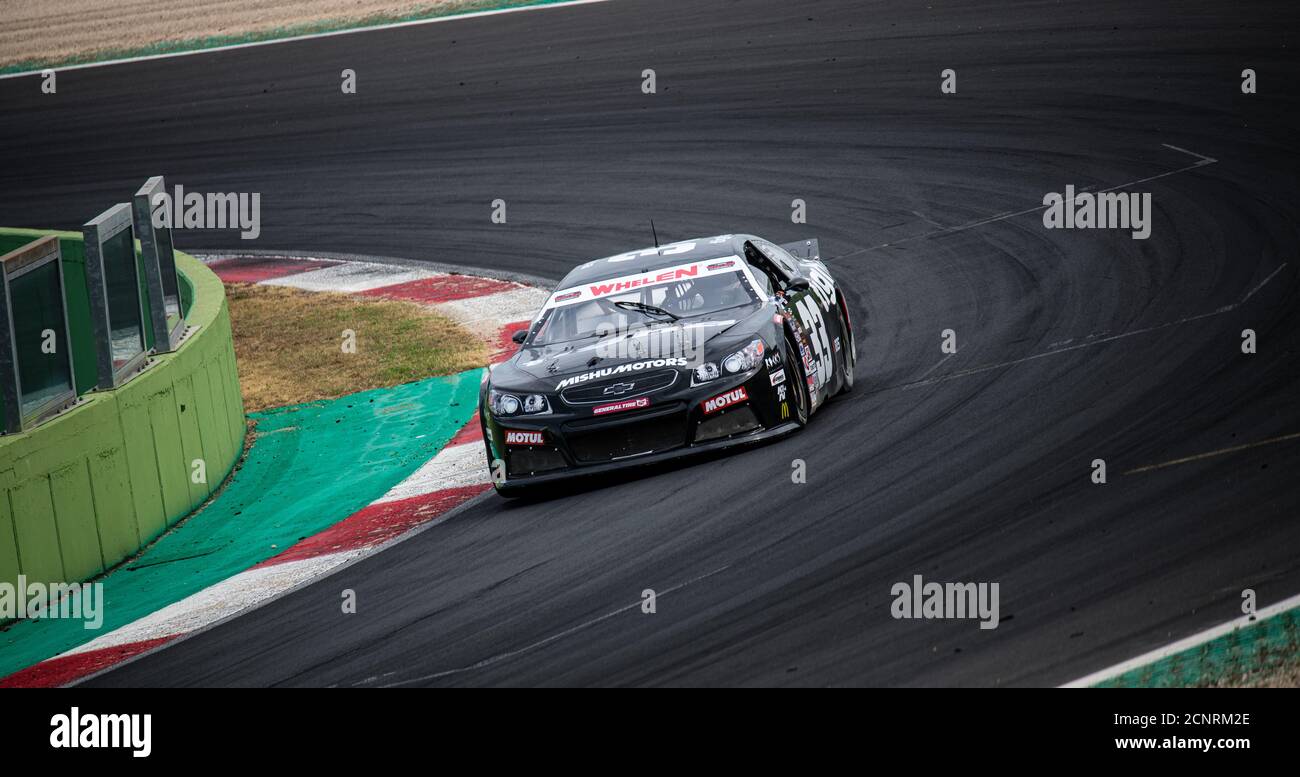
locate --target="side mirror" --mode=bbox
[785,277,811,293]
[511,329,528,344]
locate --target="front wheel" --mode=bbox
[784,333,810,427]
[480,407,516,496]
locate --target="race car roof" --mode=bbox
[556,234,747,288]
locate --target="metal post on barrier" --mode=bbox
[0,235,78,434]
[84,203,151,389]
[134,175,187,352]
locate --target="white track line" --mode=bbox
[900,262,1287,391]
[1241,262,1288,304]
[1061,591,1300,687]
[902,309,1224,390]
[912,355,954,383]
[365,564,733,687]
[1124,430,1300,476]
[846,144,1218,256]
[0,0,613,80]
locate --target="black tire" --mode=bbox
[493,481,529,498]
[836,306,855,395]
[784,332,811,426]
[480,406,518,497]
[489,460,531,498]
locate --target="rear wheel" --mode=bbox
[784,333,810,426]
[836,304,855,395]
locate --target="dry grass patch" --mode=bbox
[1212,657,1300,688]
[227,283,488,412]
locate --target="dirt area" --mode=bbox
[1,0,519,69]
[226,283,487,412]
[1212,658,1300,688]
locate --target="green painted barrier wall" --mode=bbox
[1,368,483,679]
[0,227,245,593]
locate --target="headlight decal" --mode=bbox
[722,338,766,375]
[490,390,550,416]
[692,362,720,385]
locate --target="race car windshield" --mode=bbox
[530,269,760,346]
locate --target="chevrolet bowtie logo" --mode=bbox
[603,382,635,395]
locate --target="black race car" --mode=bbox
[480,234,855,495]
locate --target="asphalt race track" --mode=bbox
[3,0,1298,686]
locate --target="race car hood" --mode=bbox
[494,305,773,391]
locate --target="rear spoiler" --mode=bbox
[779,238,821,262]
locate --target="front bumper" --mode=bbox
[483,368,794,491]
